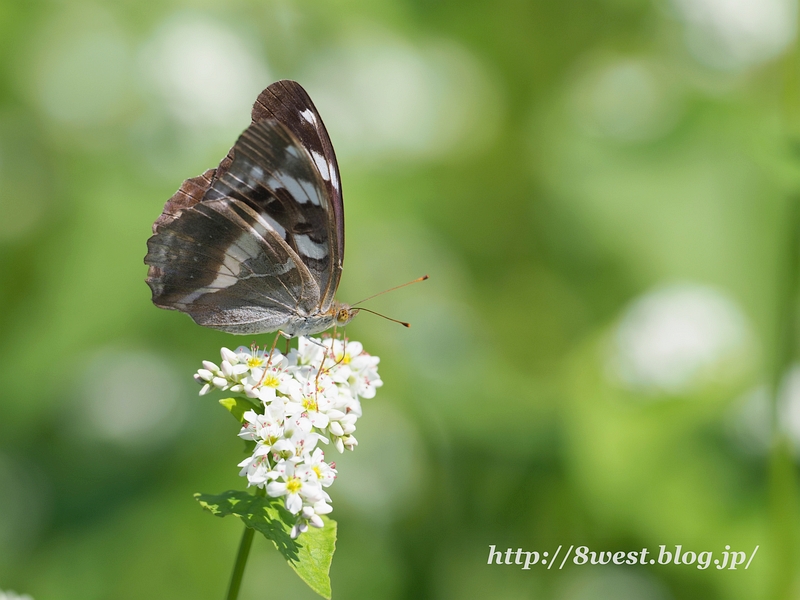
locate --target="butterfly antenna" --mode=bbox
[352,275,429,306]
[356,308,411,328]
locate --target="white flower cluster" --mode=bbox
[194,336,381,538]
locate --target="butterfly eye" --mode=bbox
[337,309,349,323]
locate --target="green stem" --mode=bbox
[225,524,255,600]
[225,488,265,600]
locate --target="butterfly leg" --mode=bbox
[312,331,348,396]
[257,330,288,387]
[329,325,348,367]
[313,343,329,400]
[328,328,349,369]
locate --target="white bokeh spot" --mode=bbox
[139,13,269,130]
[77,349,188,449]
[729,366,800,459]
[30,7,131,127]
[303,29,500,161]
[671,0,796,70]
[609,283,751,394]
[778,366,800,452]
[569,57,681,143]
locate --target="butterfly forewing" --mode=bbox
[206,120,335,311]
[144,80,345,335]
[250,81,344,303]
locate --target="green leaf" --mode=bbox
[218,397,259,423]
[195,490,336,599]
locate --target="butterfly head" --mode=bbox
[334,303,360,327]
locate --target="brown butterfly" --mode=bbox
[145,80,360,336]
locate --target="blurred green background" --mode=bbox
[2,0,800,598]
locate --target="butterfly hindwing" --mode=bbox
[145,194,318,333]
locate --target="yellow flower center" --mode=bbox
[303,397,318,412]
[335,353,351,365]
[262,373,280,388]
[247,356,264,368]
[286,477,302,494]
[313,465,322,479]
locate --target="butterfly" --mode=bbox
[144,80,359,337]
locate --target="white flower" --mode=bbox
[194,360,223,395]
[196,336,381,536]
[291,337,326,367]
[290,521,308,539]
[298,448,337,487]
[325,338,362,369]
[270,438,298,462]
[289,501,333,538]
[326,410,359,453]
[196,368,214,382]
[238,407,285,457]
[266,460,325,514]
[237,453,270,487]
[320,337,383,399]
[221,347,239,364]
[333,433,358,453]
[266,419,325,463]
[243,362,301,403]
[312,498,333,515]
[220,359,249,380]
[348,353,382,399]
[301,393,332,429]
[233,345,270,367]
